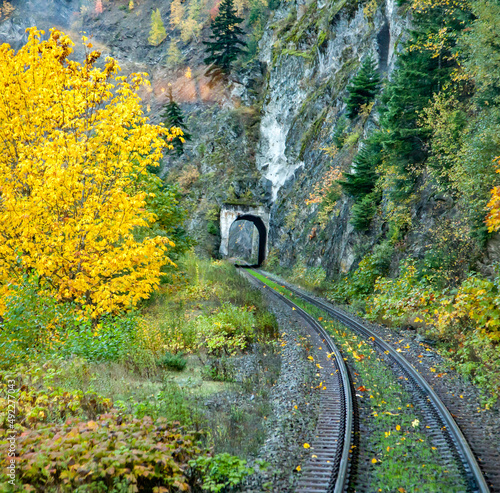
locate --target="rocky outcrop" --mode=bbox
[255,0,410,274]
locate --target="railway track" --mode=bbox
[250,268,491,493]
[240,268,355,493]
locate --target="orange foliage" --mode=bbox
[306,167,343,205]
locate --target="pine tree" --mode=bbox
[345,55,380,119]
[170,0,184,27]
[350,192,379,231]
[340,139,382,198]
[149,9,167,46]
[203,0,246,77]
[161,88,191,156]
[166,40,183,68]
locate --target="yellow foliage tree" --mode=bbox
[0,1,15,21]
[486,157,500,232]
[0,28,182,317]
[149,9,167,46]
[180,17,203,42]
[170,0,184,27]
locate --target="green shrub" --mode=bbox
[61,312,138,363]
[128,379,198,424]
[452,329,500,408]
[158,351,187,371]
[0,275,79,368]
[190,453,259,493]
[207,220,219,236]
[0,413,206,493]
[0,274,139,368]
[368,261,432,325]
[327,243,393,304]
[196,303,255,357]
[289,259,327,289]
[255,311,279,340]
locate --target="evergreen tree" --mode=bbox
[161,88,191,156]
[350,192,379,231]
[340,137,382,231]
[378,3,471,201]
[149,9,167,46]
[340,138,382,198]
[166,40,183,68]
[345,55,380,119]
[203,0,246,77]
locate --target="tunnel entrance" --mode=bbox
[219,204,270,267]
[228,215,267,267]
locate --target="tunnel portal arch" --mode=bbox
[220,204,270,267]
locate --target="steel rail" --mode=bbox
[241,268,354,493]
[256,269,490,493]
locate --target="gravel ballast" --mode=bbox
[242,276,324,492]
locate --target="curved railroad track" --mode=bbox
[251,268,491,493]
[240,268,355,493]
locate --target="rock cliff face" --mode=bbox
[255,0,409,275]
[0,0,410,275]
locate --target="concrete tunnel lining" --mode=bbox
[219,204,270,266]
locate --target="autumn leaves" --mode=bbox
[0,28,180,317]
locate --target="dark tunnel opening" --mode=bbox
[229,214,267,267]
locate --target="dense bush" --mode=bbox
[190,453,260,493]
[0,274,140,368]
[289,259,327,290]
[196,303,255,357]
[255,311,279,341]
[327,242,393,304]
[158,352,188,371]
[0,413,205,492]
[0,275,81,368]
[61,312,138,363]
[368,264,500,404]
[367,261,433,325]
[0,365,113,430]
